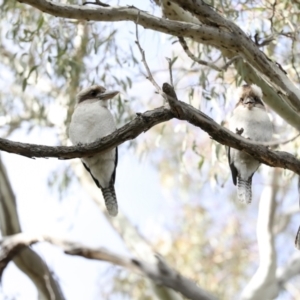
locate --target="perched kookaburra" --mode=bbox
[69,85,119,216]
[228,84,272,203]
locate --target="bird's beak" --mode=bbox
[98,91,119,101]
[243,97,255,105]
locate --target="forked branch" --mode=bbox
[0,233,218,300]
[0,92,299,175]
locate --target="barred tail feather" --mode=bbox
[237,177,252,204]
[101,186,118,216]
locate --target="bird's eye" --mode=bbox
[90,91,97,97]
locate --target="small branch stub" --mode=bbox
[162,82,185,118]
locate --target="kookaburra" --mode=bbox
[69,85,119,216]
[228,84,272,203]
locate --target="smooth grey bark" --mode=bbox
[17,0,300,129]
[241,169,278,300]
[0,233,218,300]
[0,156,65,300]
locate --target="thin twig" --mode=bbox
[258,35,275,47]
[221,55,241,70]
[166,57,174,87]
[178,37,240,71]
[261,133,300,147]
[135,11,166,100]
[224,118,299,149]
[0,233,218,300]
[291,31,300,83]
[269,0,277,31]
[178,37,221,71]
[254,33,275,47]
[228,132,299,148]
[161,82,300,175]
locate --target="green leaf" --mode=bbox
[27,65,38,79]
[22,78,27,91]
[170,56,178,66]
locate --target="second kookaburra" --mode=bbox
[69,85,119,216]
[228,84,272,203]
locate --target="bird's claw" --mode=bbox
[236,128,244,135]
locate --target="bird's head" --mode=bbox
[237,84,265,110]
[76,85,119,107]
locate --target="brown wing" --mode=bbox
[82,162,101,188]
[82,147,118,188]
[111,147,118,184]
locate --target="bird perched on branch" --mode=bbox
[69,85,119,216]
[228,84,272,203]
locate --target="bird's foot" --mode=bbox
[236,128,244,135]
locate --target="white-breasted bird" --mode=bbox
[228,84,272,203]
[69,85,119,216]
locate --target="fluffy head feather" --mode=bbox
[236,84,264,109]
[76,85,119,105]
[237,84,262,99]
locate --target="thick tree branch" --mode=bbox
[159,0,300,129]
[241,170,278,299]
[17,0,236,50]
[0,157,65,299]
[162,83,300,174]
[1,86,300,175]
[0,233,218,300]
[173,0,300,107]
[234,59,300,131]
[0,107,173,159]
[17,0,300,130]
[172,0,300,126]
[297,176,300,250]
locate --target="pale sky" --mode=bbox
[0,1,299,300]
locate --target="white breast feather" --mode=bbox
[69,100,117,188]
[69,101,116,145]
[229,106,272,142]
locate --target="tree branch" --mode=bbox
[0,107,173,159]
[178,37,240,71]
[162,83,300,175]
[0,157,65,299]
[134,13,166,100]
[17,0,236,50]
[0,233,218,300]
[1,86,300,176]
[277,252,300,286]
[158,0,300,129]
[17,0,300,130]
[297,176,300,250]
[172,0,300,123]
[241,170,278,299]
